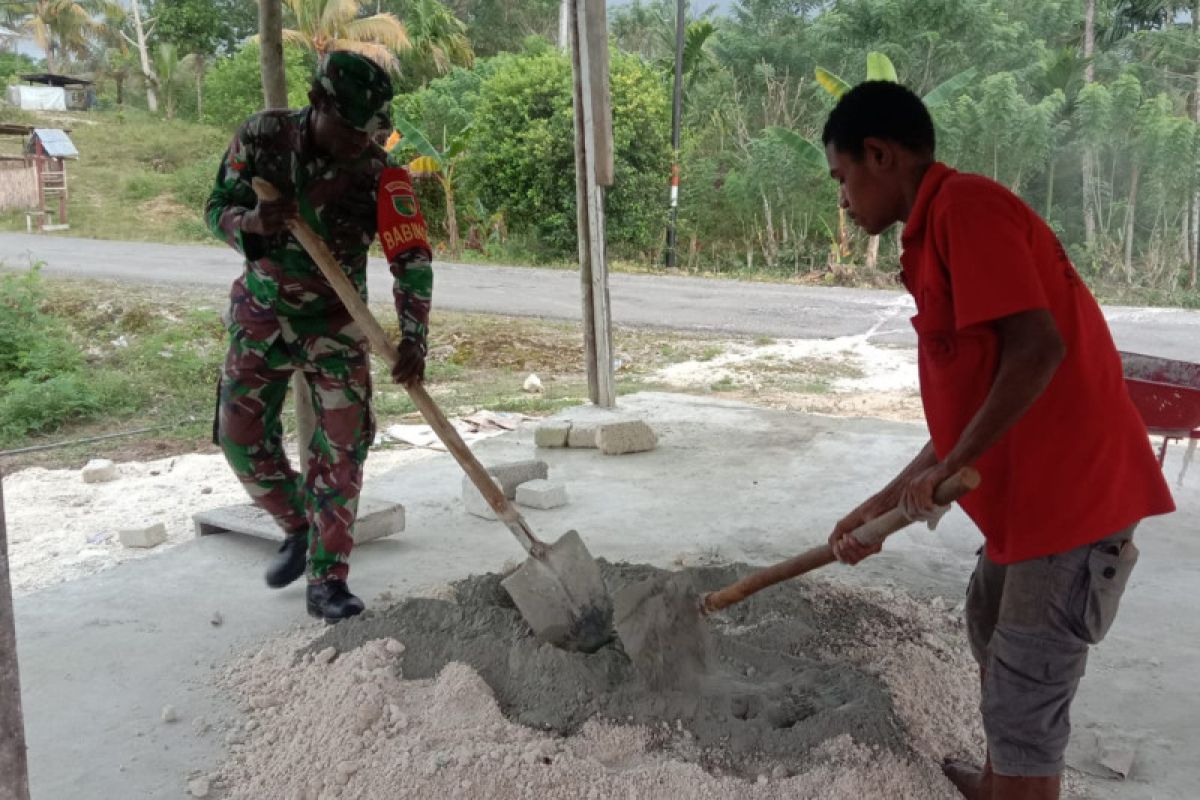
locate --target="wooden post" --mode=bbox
[0,475,32,800]
[570,0,616,408]
[258,0,289,109]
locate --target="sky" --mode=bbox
[6,0,743,66]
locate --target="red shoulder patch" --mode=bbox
[377,166,431,260]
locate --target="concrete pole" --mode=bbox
[0,475,32,800]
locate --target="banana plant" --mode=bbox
[388,113,471,258]
[808,52,977,269]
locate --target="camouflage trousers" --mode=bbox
[217,325,374,583]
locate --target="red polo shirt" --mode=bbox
[900,162,1174,564]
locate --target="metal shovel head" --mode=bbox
[500,529,613,653]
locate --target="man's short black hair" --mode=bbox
[822,80,936,159]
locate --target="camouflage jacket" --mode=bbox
[205,108,433,351]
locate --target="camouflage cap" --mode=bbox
[314,51,394,134]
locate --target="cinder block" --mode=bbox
[82,458,118,484]
[462,475,505,519]
[484,459,549,499]
[119,521,167,548]
[515,479,568,510]
[596,420,658,455]
[351,499,406,543]
[567,423,600,448]
[534,422,571,448]
[192,496,404,543]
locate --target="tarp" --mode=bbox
[6,85,66,111]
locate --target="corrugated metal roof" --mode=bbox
[32,129,78,159]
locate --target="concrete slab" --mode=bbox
[515,479,568,510]
[118,522,167,549]
[10,393,1199,800]
[484,459,549,499]
[461,475,504,520]
[534,422,571,448]
[81,459,117,484]
[566,423,600,448]
[191,495,404,544]
[596,420,658,455]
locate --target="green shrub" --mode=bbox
[171,154,223,210]
[462,48,671,259]
[122,173,167,202]
[203,42,315,129]
[0,373,131,442]
[0,268,81,382]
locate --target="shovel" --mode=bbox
[613,467,980,687]
[251,178,614,653]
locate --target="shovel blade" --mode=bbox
[501,530,613,653]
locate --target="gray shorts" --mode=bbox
[965,526,1138,777]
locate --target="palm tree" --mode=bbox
[281,0,410,73]
[154,42,188,118]
[395,0,472,88]
[16,0,111,74]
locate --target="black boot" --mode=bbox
[264,532,308,588]
[306,580,365,623]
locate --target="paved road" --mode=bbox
[2,232,1198,361]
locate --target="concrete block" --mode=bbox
[119,522,167,549]
[567,423,600,448]
[534,422,571,448]
[485,459,549,499]
[515,479,568,510]
[192,496,404,543]
[81,458,118,484]
[462,475,505,519]
[596,420,658,455]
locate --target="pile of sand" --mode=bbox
[2,448,433,595]
[199,568,987,799]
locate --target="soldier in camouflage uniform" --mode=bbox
[206,52,432,622]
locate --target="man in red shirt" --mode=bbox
[823,82,1175,800]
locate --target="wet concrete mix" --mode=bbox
[312,562,915,779]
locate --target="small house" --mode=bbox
[0,124,79,231]
[8,73,95,111]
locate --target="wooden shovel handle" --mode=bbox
[251,178,542,555]
[701,467,980,614]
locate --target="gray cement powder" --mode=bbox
[309,562,912,779]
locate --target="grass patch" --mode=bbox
[0,273,731,468]
[0,109,227,243]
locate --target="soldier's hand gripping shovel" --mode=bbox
[252,176,613,653]
[613,467,980,687]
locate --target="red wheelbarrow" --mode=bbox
[1120,351,1200,485]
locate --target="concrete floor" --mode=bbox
[12,393,1198,799]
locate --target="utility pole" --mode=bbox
[0,475,32,800]
[664,0,685,269]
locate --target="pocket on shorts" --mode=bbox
[1080,540,1138,644]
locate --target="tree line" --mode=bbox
[4,0,1200,299]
